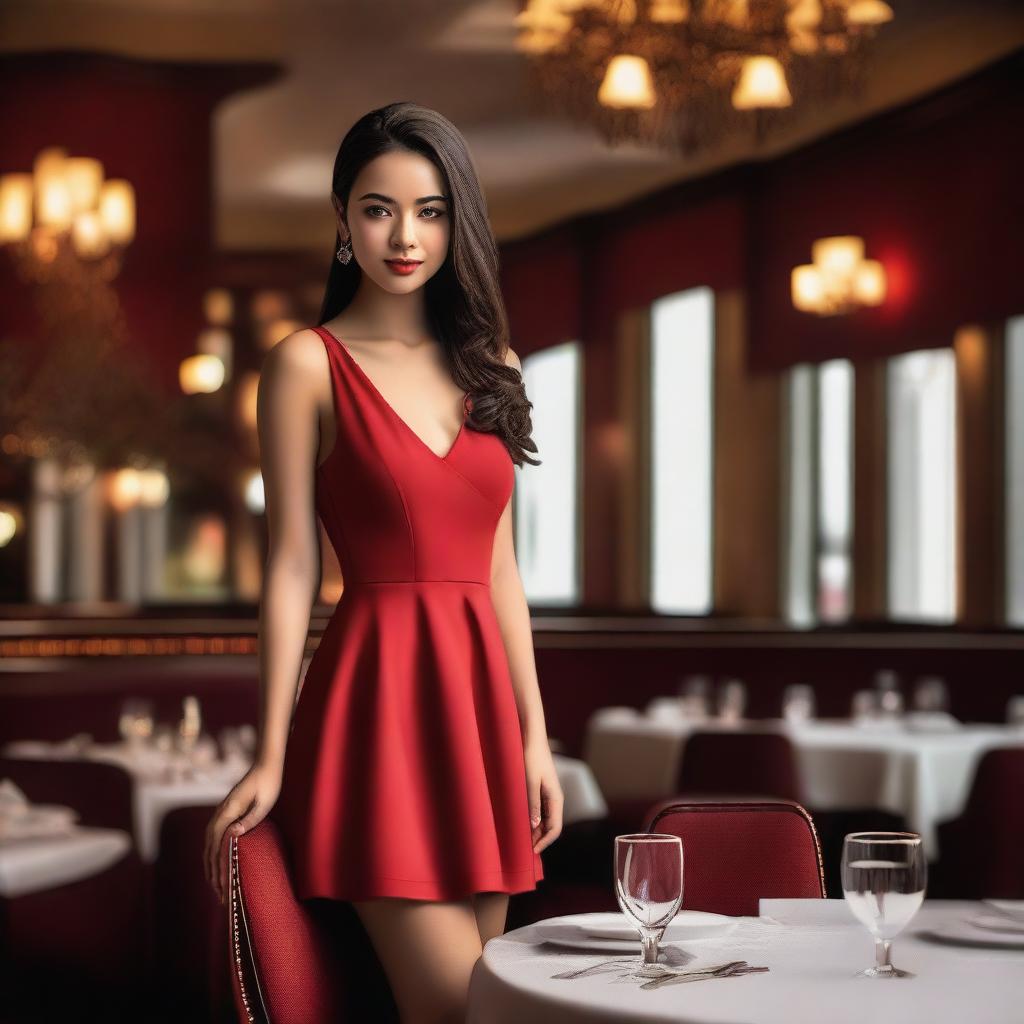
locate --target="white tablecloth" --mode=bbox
[2,742,604,860]
[0,826,132,898]
[2,740,249,863]
[552,753,608,826]
[468,899,1024,1023]
[582,712,1024,857]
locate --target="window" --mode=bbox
[887,348,957,622]
[515,342,581,606]
[781,360,854,626]
[649,287,714,614]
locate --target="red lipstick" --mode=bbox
[385,259,422,276]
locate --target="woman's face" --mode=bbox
[335,149,451,294]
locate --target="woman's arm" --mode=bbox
[252,329,326,770]
[489,346,563,853]
[490,499,547,749]
[204,329,325,901]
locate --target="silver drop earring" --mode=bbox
[336,237,353,265]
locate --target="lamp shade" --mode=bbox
[598,54,657,110]
[732,56,792,110]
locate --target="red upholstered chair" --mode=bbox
[676,730,805,804]
[648,799,826,916]
[934,747,1024,898]
[224,817,399,1024]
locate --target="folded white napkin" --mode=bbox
[0,778,80,841]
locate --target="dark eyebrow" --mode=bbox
[357,192,449,205]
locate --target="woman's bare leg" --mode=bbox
[351,896,483,1024]
[471,891,509,947]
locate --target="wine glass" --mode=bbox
[614,834,683,978]
[782,684,816,724]
[841,832,927,978]
[717,679,747,724]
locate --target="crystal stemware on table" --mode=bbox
[841,831,927,978]
[782,684,816,724]
[614,833,684,979]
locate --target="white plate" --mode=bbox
[917,921,1024,950]
[534,911,737,952]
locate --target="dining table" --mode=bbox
[2,737,250,862]
[1,738,606,860]
[0,825,133,898]
[582,706,1024,857]
[467,897,1024,1023]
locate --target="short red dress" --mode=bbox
[272,323,544,902]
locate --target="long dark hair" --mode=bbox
[318,101,539,468]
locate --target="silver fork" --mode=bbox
[639,960,770,990]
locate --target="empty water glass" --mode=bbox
[874,670,904,718]
[118,698,155,750]
[615,834,684,978]
[677,675,711,720]
[1007,696,1024,729]
[913,676,949,713]
[841,832,927,978]
[851,689,878,723]
[782,685,816,724]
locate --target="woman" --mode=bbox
[203,101,563,1022]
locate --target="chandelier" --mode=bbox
[515,0,895,154]
[0,146,136,285]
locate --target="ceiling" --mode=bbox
[3,0,1023,249]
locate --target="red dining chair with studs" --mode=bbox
[933,747,1024,898]
[603,730,805,837]
[676,730,805,804]
[223,817,399,1024]
[647,799,826,916]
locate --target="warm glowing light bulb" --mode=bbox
[109,468,142,511]
[812,236,864,278]
[847,0,894,26]
[138,468,170,507]
[792,264,825,313]
[0,174,33,242]
[37,175,73,230]
[72,210,110,259]
[64,157,104,213]
[853,259,886,305]
[99,180,136,245]
[179,354,226,394]
[732,56,792,110]
[598,55,657,110]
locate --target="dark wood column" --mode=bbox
[712,289,782,618]
[955,324,1006,626]
[852,359,888,620]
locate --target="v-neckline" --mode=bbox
[321,324,468,463]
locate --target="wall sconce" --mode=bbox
[791,236,886,316]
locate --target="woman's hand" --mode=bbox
[203,762,282,905]
[524,738,563,854]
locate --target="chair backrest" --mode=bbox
[961,747,1024,824]
[944,747,1024,898]
[648,800,825,916]
[676,731,804,804]
[0,756,134,834]
[226,818,398,1024]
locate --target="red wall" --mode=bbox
[0,51,280,394]
[499,48,1024,374]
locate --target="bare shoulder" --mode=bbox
[503,346,522,373]
[260,327,329,393]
